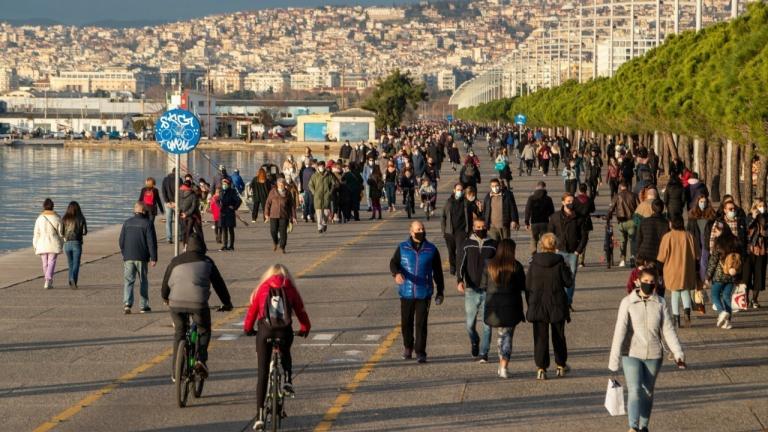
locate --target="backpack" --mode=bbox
[143,189,155,208]
[721,252,742,276]
[263,286,292,330]
[636,163,652,181]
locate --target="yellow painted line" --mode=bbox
[32,218,390,432]
[313,325,401,432]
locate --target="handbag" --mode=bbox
[731,283,748,312]
[494,160,506,171]
[604,378,626,416]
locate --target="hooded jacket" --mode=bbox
[308,170,337,210]
[524,189,554,225]
[525,252,573,323]
[161,236,231,310]
[243,274,311,334]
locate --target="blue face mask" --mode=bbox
[699,201,707,210]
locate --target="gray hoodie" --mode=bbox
[609,290,684,371]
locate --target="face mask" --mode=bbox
[455,191,463,199]
[565,203,574,210]
[759,207,766,214]
[368,161,374,166]
[474,229,487,239]
[698,201,707,210]
[278,188,286,196]
[222,184,229,190]
[467,195,475,201]
[727,210,736,219]
[413,232,426,242]
[318,167,325,173]
[491,186,500,194]
[639,282,655,296]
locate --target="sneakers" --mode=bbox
[536,368,547,380]
[498,366,509,379]
[752,301,760,309]
[556,365,570,378]
[716,311,728,328]
[253,419,265,431]
[140,306,151,314]
[722,316,733,329]
[194,361,209,379]
[123,305,131,314]
[282,382,295,397]
[402,348,413,360]
[471,343,479,359]
[618,260,626,268]
[477,355,489,363]
[416,355,427,363]
[43,279,52,289]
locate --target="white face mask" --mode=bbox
[318,167,325,173]
[491,186,500,194]
[760,207,766,214]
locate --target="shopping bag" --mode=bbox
[731,283,748,312]
[605,379,626,416]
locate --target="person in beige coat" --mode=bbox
[657,215,700,327]
[33,198,64,289]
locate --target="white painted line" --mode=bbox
[344,350,363,356]
[327,358,362,364]
[217,333,240,341]
[312,333,336,341]
[363,334,381,341]
[300,343,380,347]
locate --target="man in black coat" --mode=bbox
[441,183,470,275]
[119,201,158,314]
[547,192,587,307]
[636,199,670,263]
[217,178,242,251]
[161,168,181,244]
[524,181,555,255]
[483,178,519,241]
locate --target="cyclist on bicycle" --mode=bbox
[399,168,416,216]
[418,176,437,212]
[244,264,311,431]
[161,234,233,381]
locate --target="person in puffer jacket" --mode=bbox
[161,234,232,381]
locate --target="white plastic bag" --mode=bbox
[731,283,748,312]
[605,378,626,416]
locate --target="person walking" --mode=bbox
[390,221,445,363]
[161,168,180,244]
[561,159,578,195]
[250,168,271,222]
[706,227,742,329]
[367,166,384,220]
[607,181,640,267]
[547,193,587,307]
[457,219,498,362]
[636,200,669,265]
[441,183,470,275]
[687,195,717,292]
[309,161,337,233]
[230,169,246,195]
[161,234,233,382]
[178,179,202,245]
[574,183,595,267]
[526,233,573,380]
[61,201,87,289]
[606,157,621,199]
[264,178,297,253]
[139,177,164,225]
[522,142,536,176]
[217,178,242,251]
[609,266,686,432]
[483,178,519,241]
[657,216,699,327]
[119,201,158,314]
[343,163,364,221]
[299,160,316,222]
[33,198,64,289]
[524,181,555,255]
[384,160,398,212]
[209,187,222,244]
[484,238,526,379]
[663,175,686,220]
[744,200,768,308]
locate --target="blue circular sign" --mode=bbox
[514,114,527,125]
[155,109,201,154]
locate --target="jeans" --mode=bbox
[123,260,149,308]
[40,253,58,282]
[385,182,396,208]
[711,282,734,314]
[558,251,578,304]
[617,219,636,262]
[464,289,491,357]
[316,208,331,231]
[622,356,662,430]
[303,191,315,220]
[165,208,176,242]
[497,326,516,361]
[63,241,82,284]
[670,289,692,316]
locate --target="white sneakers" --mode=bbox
[498,366,508,379]
[619,260,626,268]
[716,311,733,329]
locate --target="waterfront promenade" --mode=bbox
[1,152,766,431]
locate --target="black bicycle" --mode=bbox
[174,322,205,408]
[254,336,291,432]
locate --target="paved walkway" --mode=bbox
[1,146,766,432]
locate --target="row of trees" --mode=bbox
[456,2,768,206]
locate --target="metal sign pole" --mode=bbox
[174,153,180,257]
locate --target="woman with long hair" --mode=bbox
[61,201,88,289]
[243,264,311,431]
[484,239,526,379]
[706,226,742,329]
[743,199,768,308]
[33,198,63,289]
[250,168,271,222]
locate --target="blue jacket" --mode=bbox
[230,172,246,194]
[397,239,438,299]
[119,213,158,262]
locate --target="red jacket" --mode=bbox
[210,193,221,221]
[243,274,311,334]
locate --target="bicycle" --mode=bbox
[254,336,291,432]
[403,188,414,219]
[174,322,205,408]
[422,193,436,221]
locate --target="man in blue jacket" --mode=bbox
[119,201,158,314]
[390,221,445,363]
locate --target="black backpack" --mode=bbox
[263,285,292,330]
[636,163,652,181]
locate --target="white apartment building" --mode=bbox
[290,68,341,91]
[209,70,244,94]
[0,67,18,93]
[244,72,290,93]
[437,69,457,92]
[366,7,406,21]
[596,39,658,77]
[49,69,147,93]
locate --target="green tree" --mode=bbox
[362,69,428,129]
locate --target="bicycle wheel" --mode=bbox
[175,340,189,408]
[269,370,280,432]
[194,375,205,398]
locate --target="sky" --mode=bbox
[0,0,421,26]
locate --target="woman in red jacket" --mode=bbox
[244,264,310,431]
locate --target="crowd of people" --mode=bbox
[29,119,766,432]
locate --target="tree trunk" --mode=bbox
[680,135,692,170]
[730,143,741,206]
[718,142,728,204]
[742,143,753,208]
[758,153,768,202]
[666,132,680,161]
